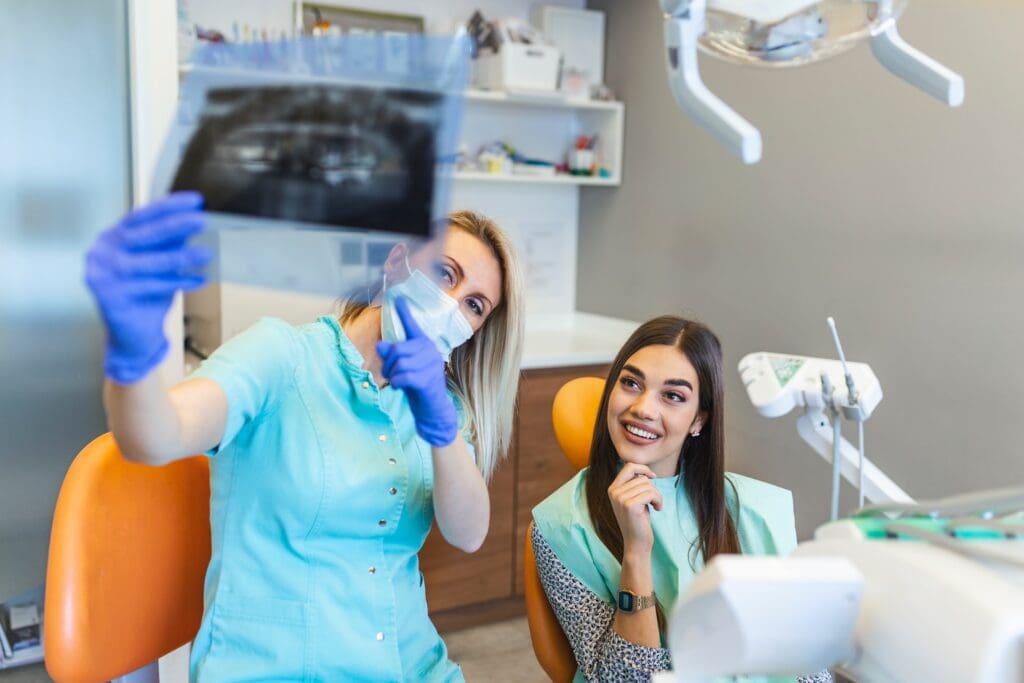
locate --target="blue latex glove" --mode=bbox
[376,297,459,447]
[85,192,210,384]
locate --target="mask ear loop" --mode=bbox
[380,244,414,300]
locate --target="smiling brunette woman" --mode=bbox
[531,315,832,683]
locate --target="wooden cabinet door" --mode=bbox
[420,364,608,614]
[421,417,517,615]
[514,365,607,595]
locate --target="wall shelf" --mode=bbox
[464,88,623,113]
[461,88,624,186]
[453,171,618,186]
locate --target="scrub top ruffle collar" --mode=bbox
[319,314,367,371]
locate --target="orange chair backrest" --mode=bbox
[551,376,605,471]
[45,433,211,683]
[524,520,575,683]
[525,376,605,682]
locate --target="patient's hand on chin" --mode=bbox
[608,462,662,557]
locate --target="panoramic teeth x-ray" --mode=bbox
[155,35,470,238]
[148,35,471,296]
[171,83,444,237]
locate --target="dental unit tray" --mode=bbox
[739,351,911,505]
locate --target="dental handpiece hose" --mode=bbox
[826,317,866,508]
[821,372,842,522]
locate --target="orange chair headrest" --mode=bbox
[45,433,210,683]
[551,376,606,471]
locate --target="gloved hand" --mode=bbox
[85,192,210,384]
[377,297,459,447]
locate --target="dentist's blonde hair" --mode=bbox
[444,210,524,481]
[341,211,524,482]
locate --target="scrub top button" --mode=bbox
[376,632,385,641]
[388,487,398,495]
[362,381,370,389]
[378,519,387,527]
[378,434,387,442]
[368,566,376,574]
[387,457,397,465]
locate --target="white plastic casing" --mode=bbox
[658,555,863,682]
[738,351,882,420]
[796,539,1024,682]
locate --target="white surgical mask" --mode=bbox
[380,256,473,362]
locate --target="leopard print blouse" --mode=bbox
[531,525,833,683]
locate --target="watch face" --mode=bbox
[617,591,635,612]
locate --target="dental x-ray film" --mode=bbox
[149,35,470,297]
[171,83,444,236]
[158,35,470,238]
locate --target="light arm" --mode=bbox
[662,0,762,164]
[870,1,964,106]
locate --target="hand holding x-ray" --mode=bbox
[85,192,211,383]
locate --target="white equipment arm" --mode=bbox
[662,0,762,164]
[658,0,963,163]
[870,0,965,106]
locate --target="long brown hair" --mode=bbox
[585,315,740,577]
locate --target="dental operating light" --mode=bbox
[661,0,965,163]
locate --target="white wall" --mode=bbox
[581,0,1024,539]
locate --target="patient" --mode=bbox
[531,315,832,682]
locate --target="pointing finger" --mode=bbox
[394,297,426,340]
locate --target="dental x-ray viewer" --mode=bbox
[84,192,524,680]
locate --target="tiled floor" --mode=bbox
[446,616,547,682]
[0,617,546,682]
[0,663,48,682]
[0,619,852,683]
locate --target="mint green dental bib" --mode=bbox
[532,468,799,683]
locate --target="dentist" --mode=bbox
[85,192,524,681]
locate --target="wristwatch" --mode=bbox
[617,589,656,613]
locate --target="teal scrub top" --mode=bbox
[187,316,466,682]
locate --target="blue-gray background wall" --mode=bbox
[0,1,129,600]
[580,0,1024,539]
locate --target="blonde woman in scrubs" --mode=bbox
[84,192,523,681]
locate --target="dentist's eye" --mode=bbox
[466,298,483,316]
[435,263,456,288]
[665,391,686,403]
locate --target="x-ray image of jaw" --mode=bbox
[171,85,443,237]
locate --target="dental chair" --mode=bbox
[45,433,210,683]
[524,376,604,682]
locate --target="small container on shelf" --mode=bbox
[473,19,561,93]
[567,149,594,175]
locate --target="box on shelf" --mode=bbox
[473,21,561,93]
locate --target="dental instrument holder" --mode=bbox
[659,0,964,164]
[738,351,912,510]
[820,372,843,522]
[826,316,869,511]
